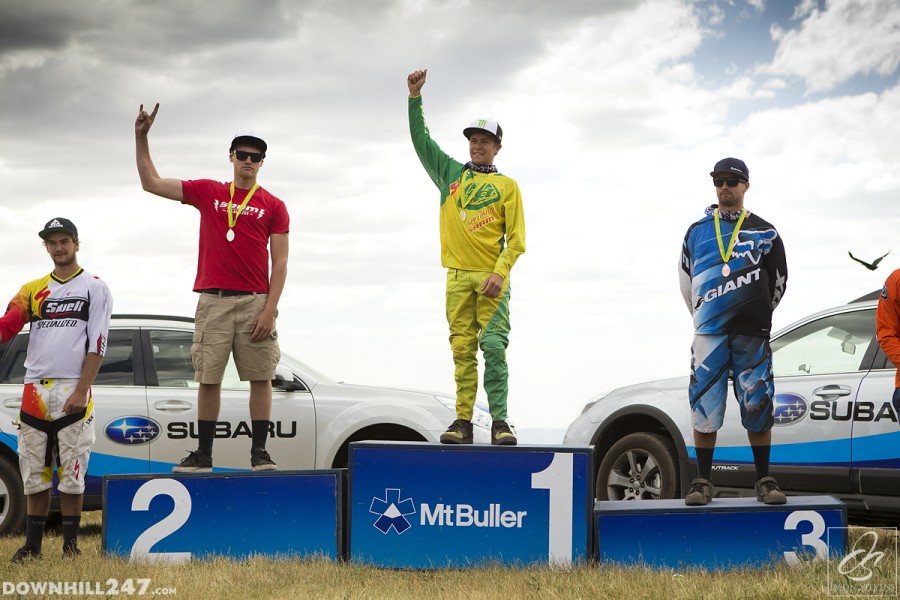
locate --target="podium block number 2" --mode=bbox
[129,478,193,563]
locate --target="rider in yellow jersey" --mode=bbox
[407,69,525,445]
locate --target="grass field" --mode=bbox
[0,514,896,600]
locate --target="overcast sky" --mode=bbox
[1,0,899,441]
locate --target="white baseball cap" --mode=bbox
[463,119,503,143]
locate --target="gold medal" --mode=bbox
[460,210,466,220]
[226,229,235,242]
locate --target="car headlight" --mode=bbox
[435,396,492,431]
[578,390,612,418]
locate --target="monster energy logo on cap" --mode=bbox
[463,118,503,143]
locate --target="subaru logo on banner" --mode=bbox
[105,417,161,445]
[772,393,809,426]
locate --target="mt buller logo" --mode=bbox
[370,488,416,534]
[773,393,809,426]
[105,416,161,445]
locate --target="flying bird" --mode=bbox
[848,250,891,271]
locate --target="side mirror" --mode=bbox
[272,374,307,392]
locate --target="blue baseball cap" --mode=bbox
[710,157,749,182]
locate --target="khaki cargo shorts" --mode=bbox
[191,292,280,384]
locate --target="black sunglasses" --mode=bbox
[234,150,264,163]
[713,177,744,188]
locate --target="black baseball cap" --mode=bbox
[39,217,78,240]
[230,130,267,156]
[710,157,749,181]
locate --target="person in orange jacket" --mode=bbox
[876,268,900,418]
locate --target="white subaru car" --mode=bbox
[0,314,491,535]
[564,293,900,524]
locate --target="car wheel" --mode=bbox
[596,432,678,501]
[0,457,25,536]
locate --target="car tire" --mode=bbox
[596,432,679,501]
[0,457,25,536]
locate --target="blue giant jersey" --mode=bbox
[679,206,787,335]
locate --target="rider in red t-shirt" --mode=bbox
[135,103,289,473]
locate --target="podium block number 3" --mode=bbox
[783,510,829,566]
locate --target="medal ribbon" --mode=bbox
[714,208,747,265]
[228,182,259,231]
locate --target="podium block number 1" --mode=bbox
[531,453,575,566]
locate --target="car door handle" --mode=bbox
[813,385,852,397]
[153,400,194,411]
[3,398,22,409]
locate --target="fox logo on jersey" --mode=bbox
[732,229,778,265]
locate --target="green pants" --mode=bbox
[445,268,511,421]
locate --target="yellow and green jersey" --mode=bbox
[408,96,525,280]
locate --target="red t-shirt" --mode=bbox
[181,179,290,293]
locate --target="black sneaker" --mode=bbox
[63,544,81,559]
[491,421,518,446]
[172,450,213,473]
[684,477,713,506]
[10,545,40,563]
[440,419,473,444]
[251,448,277,471]
[756,476,786,504]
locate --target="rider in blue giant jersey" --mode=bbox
[678,158,788,508]
[681,208,786,335]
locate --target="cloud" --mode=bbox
[2,0,900,433]
[764,0,900,93]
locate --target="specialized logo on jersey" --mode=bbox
[32,295,89,330]
[370,488,416,534]
[105,416,162,445]
[32,286,51,316]
[773,393,809,426]
[466,206,497,234]
[731,229,778,264]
